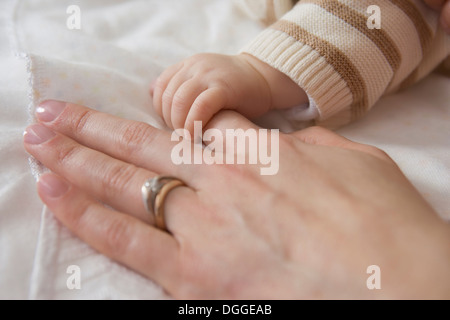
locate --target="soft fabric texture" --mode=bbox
[241,0,450,129]
[2,0,262,299]
[0,0,448,299]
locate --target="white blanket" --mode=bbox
[0,0,448,299]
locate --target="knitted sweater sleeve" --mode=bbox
[240,0,450,128]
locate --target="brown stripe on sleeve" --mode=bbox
[301,0,401,73]
[389,0,433,55]
[273,20,368,120]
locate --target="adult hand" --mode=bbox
[23,101,450,299]
[424,0,450,33]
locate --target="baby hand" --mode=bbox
[150,53,272,136]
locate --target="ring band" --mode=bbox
[142,176,186,231]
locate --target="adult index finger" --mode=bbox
[35,101,195,180]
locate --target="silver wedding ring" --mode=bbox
[141,176,186,232]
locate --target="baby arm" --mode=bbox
[152,1,450,133]
[150,53,308,135]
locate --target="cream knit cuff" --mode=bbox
[241,28,354,128]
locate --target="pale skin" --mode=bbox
[151,1,450,135]
[22,1,450,299]
[151,53,308,136]
[23,101,450,299]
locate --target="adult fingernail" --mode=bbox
[23,124,56,145]
[36,100,66,122]
[38,174,70,198]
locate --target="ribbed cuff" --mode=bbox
[241,28,353,128]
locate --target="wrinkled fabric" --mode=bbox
[0,0,448,299]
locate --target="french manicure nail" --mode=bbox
[36,100,66,122]
[23,124,56,145]
[38,174,70,198]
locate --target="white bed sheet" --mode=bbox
[0,0,448,299]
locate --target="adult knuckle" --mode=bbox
[280,134,301,151]
[219,162,259,183]
[120,121,156,154]
[71,109,96,136]
[369,146,392,161]
[278,134,308,161]
[302,126,329,140]
[56,143,80,166]
[104,216,131,258]
[103,163,138,198]
[65,201,91,232]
